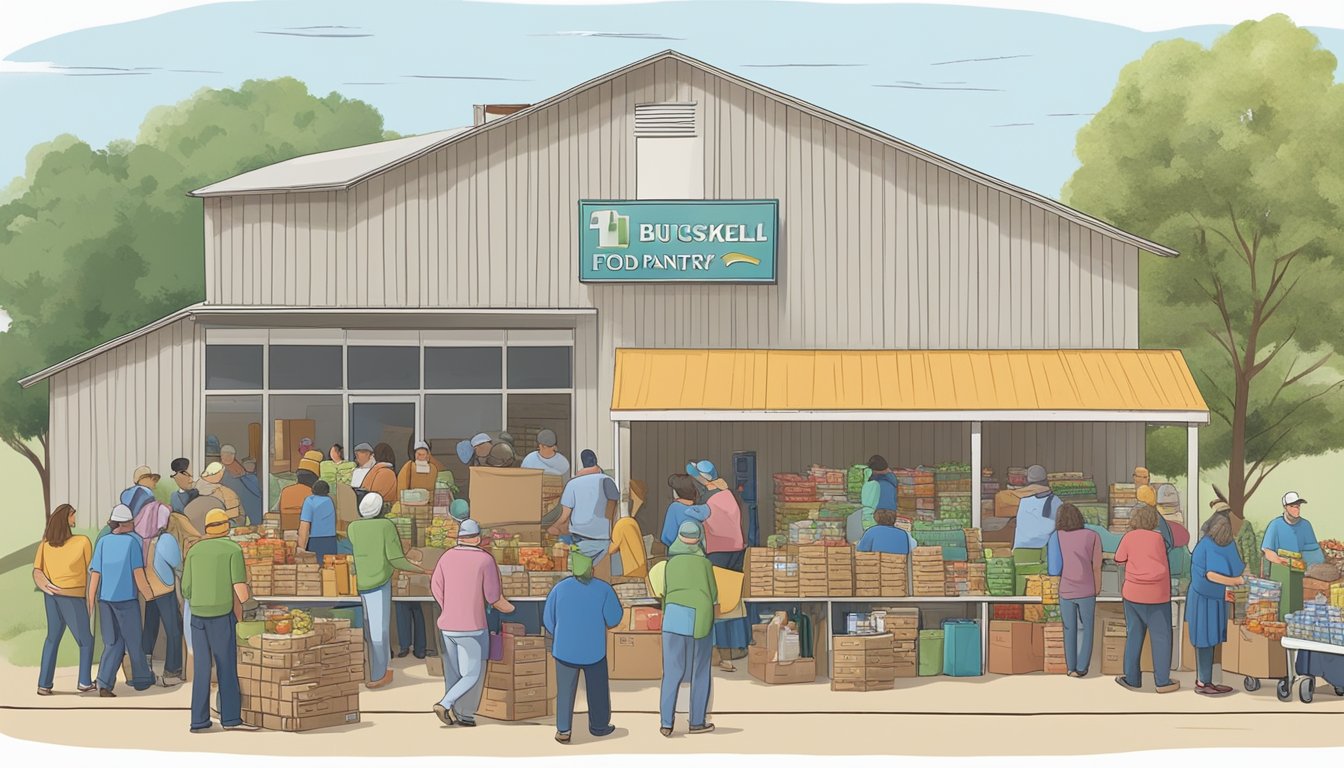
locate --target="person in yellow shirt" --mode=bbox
[33,504,95,696]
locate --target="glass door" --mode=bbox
[348,396,420,470]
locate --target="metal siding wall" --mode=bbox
[48,318,201,528]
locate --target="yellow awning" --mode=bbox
[610,349,1208,423]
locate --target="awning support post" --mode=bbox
[970,421,983,530]
[614,420,631,516]
[1187,423,1200,549]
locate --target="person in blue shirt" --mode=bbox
[857,509,913,555]
[661,474,711,549]
[87,504,157,695]
[1187,504,1245,695]
[1013,465,1063,551]
[298,480,339,565]
[1262,491,1324,567]
[543,547,623,745]
[141,507,185,686]
[848,455,901,544]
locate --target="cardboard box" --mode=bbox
[988,620,1045,675]
[469,467,545,526]
[748,648,816,685]
[995,486,1044,518]
[607,630,662,680]
[483,684,549,704]
[1223,621,1287,679]
[1101,636,1125,676]
[260,710,360,732]
[426,655,444,677]
[477,697,548,722]
[831,679,895,692]
[833,634,893,651]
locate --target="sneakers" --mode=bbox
[367,670,394,690]
[1156,680,1181,694]
[555,731,571,744]
[160,674,185,688]
[660,726,673,738]
[590,725,616,738]
[432,704,456,727]
[223,723,261,732]
[689,723,716,735]
[456,716,476,728]
[1114,676,1140,692]
[77,684,97,693]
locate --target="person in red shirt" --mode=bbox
[1114,504,1178,694]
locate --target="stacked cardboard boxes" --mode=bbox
[272,565,298,596]
[749,613,817,684]
[944,561,968,596]
[499,565,528,596]
[808,466,849,504]
[1109,483,1137,534]
[528,570,568,598]
[967,562,987,596]
[1043,623,1067,674]
[965,528,984,563]
[913,547,945,597]
[249,563,275,596]
[986,555,1015,597]
[832,633,896,692]
[1100,613,1127,675]
[886,608,919,677]
[319,556,357,597]
[852,552,910,598]
[798,546,829,598]
[239,618,363,732]
[479,625,553,722]
[296,563,323,597]
[828,545,854,597]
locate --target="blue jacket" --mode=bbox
[661,501,710,548]
[543,576,623,666]
[873,472,899,512]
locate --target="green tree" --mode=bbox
[0,78,395,517]
[1064,15,1344,523]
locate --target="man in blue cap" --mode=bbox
[550,449,619,566]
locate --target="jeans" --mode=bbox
[395,603,427,655]
[1196,645,1216,685]
[307,535,338,565]
[143,593,184,676]
[555,658,612,735]
[660,632,713,729]
[39,594,94,689]
[1123,600,1173,687]
[440,630,489,721]
[1060,596,1096,674]
[97,600,155,691]
[191,613,241,729]
[562,535,611,566]
[182,600,192,653]
[360,581,392,683]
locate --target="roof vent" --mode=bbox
[635,102,697,137]
[473,104,531,126]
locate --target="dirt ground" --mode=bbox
[4,656,1342,757]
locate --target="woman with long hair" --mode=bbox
[33,504,96,695]
[1047,503,1102,677]
[1115,504,1178,693]
[1187,498,1246,695]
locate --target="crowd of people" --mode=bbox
[31,437,1326,737]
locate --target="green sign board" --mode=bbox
[579,200,779,283]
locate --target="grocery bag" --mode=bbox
[942,619,981,677]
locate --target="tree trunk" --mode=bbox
[1228,368,1251,522]
[5,434,51,519]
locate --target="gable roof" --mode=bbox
[189,50,1176,258]
[190,128,470,197]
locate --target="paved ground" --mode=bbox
[4,656,1342,756]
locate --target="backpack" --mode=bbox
[144,534,176,599]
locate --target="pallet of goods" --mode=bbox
[1047,472,1097,503]
[980,469,1000,519]
[478,624,554,722]
[933,463,973,493]
[1286,598,1344,646]
[944,561,969,597]
[913,547,946,597]
[832,632,896,692]
[846,464,869,504]
[240,614,362,732]
[809,466,849,504]
[1109,483,1138,533]
[937,493,973,527]
[896,468,936,518]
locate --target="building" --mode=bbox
[21,50,1208,534]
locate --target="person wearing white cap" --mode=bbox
[456,433,494,468]
[521,429,571,482]
[429,518,515,727]
[88,504,158,695]
[346,493,423,689]
[1262,491,1324,566]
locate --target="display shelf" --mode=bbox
[252,595,550,603]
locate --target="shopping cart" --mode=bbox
[1282,637,1344,703]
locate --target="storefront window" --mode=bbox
[268,394,342,509]
[203,395,266,523]
[425,393,503,490]
[507,346,572,389]
[205,345,263,390]
[347,346,420,390]
[425,346,502,389]
[269,345,342,390]
[507,393,573,461]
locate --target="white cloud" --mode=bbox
[2,1,250,59]
[0,307,11,333]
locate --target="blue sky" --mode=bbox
[1,0,1342,199]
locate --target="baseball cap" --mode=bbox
[458,519,482,538]
[686,460,718,482]
[359,493,385,518]
[109,504,134,523]
[204,510,231,532]
[133,465,160,484]
[678,520,703,541]
[470,433,492,447]
[1282,491,1308,507]
[449,499,470,522]
[537,429,558,447]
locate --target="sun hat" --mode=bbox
[458,519,482,538]
[1136,485,1158,507]
[132,465,161,484]
[204,509,231,533]
[359,493,385,518]
[686,459,718,482]
[110,504,134,524]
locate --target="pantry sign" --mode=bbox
[579,200,779,283]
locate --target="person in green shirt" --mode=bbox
[180,510,257,733]
[347,493,422,689]
[654,521,717,737]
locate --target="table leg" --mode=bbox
[825,600,834,680]
[1172,603,1183,672]
[979,601,990,676]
